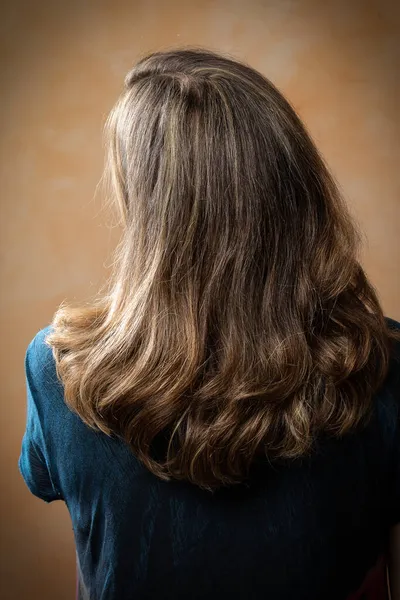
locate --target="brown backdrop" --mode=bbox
[1,0,399,597]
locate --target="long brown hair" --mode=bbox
[46,47,400,491]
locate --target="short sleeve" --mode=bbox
[18,332,61,503]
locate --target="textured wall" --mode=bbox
[1,0,399,597]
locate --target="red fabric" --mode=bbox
[346,555,389,600]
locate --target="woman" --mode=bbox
[19,48,400,600]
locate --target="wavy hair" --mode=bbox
[46,47,400,491]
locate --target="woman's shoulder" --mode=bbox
[24,323,65,416]
[26,323,53,356]
[25,324,58,385]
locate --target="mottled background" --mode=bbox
[1,0,399,597]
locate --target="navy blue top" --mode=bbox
[19,318,400,600]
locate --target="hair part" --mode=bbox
[46,47,400,491]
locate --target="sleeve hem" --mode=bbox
[18,450,60,504]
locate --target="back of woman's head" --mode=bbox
[46,47,400,491]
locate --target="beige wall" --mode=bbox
[1,0,399,597]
